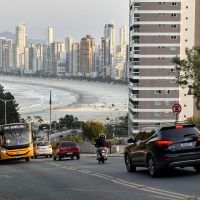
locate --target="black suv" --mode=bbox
[124,124,200,177]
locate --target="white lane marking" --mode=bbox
[47,162,200,200]
[64,187,96,192]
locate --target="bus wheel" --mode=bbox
[25,157,30,162]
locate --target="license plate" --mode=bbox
[67,153,73,155]
[180,142,193,148]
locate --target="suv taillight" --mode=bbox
[155,140,174,146]
[196,138,200,142]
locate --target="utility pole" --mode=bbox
[0,99,13,124]
[49,90,52,141]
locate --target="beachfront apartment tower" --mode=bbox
[104,24,116,56]
[46,25,53,45]
[80,35,94,76]
[15,23,26,68]
[129,0,200,133]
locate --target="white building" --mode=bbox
[15,23,26,68]
[129,0,200,133]
[46,25,53,45]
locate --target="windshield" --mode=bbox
[37,142,50,146]
[2,129,31,147]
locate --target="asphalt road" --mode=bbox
[0,156,200,200]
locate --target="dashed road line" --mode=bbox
[47,162,200,200]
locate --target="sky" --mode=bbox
[0,0,129,43]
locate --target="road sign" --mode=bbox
[172,103,182,114]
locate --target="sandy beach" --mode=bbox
[0,75,128,122]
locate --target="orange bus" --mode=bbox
[0,123,34,164]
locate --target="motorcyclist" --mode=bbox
[95,134,107,159]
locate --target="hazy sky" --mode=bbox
[0,0,129,43]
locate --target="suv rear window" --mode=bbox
[61,141,76,147]
[160,127,200,142]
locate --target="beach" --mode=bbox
[0,75,128,122]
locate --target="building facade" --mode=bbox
[129,0,200,133]
[80,35,94,76]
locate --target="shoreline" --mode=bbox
[0,75,128,122]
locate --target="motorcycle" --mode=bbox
[97,147,108,164]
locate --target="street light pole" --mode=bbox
[0,99,13,124]
[49,90,52,141]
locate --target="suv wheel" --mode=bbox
[53,156,56,161]
[76,155,80,160]
[194,165,200,173]
[58,156,62,161]
[147,156,159,177]
[125,154,136,172]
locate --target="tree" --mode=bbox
[63,134,83,144]
[59,115,81,130]
[187,116,200,130]
[172,47,200,110]
[0,84,20,124]
[82,121,107,142]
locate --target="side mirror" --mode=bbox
[127,138,136,143]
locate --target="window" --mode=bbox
[171,25,177,28]
[155,101,161,106]
[155,90,161,94]
[170,68,176,72]
[165,101,170,105]
[165,112,170,116]
[165,90,170,94]
[171,36,177,40]
[155,112,161,117]
[170,79,176,83]
[135,131,145,141]
[172,2,177,6]
[171,13,177,17]
[143,129,156,140]
[170,47,176,51]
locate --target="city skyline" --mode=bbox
[0,0,129,42]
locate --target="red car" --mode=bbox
[53,141,80,161]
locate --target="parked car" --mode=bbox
[124,124,200,177]
[53,141,80,161]
[33,141,52,158]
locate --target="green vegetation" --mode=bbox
[82,121,108,142]
[63,134,83,144]
[172,47,200,109]
[187,116,200,130]
[0,84,20,124]
[58,115,82,130]
[106,114,128,138]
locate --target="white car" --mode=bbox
[34,141,52,158]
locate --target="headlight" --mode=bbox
[1,149,6,154]
[28,147,33,151]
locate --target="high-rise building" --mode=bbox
[15,23,26,68]
[46,25,53,45]
[80,35,93,76]
[72,43,80,76]
[65,35,74,52]
[129,0,200,133]
[119,26,127,58]
[0,38,14,71]
[104,24,116,55]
